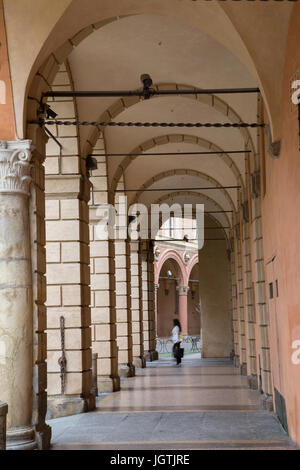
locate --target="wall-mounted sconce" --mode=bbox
[86,156,98,171]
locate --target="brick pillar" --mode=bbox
[45,174,94,418]
[131,242,146,368]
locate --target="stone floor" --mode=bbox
[48,354,296,450]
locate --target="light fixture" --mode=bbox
[86,156,98,171]
[37,103,58,121]
[140,73,153,100]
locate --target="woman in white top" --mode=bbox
[172,318,182,365]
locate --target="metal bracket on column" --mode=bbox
[241,201,249,222]
[58,316,67,395]
[250,172,261,199]
[264,124,281,159]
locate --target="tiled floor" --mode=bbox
[49,354,296,450]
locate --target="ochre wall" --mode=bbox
[261,2,300,445]
[198,240,232,358]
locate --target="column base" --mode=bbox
[247,374,258,390]
[240,363,247,376]
[35,423,52,450]
[7,426,37,451]
[261,393,274,412]
[233,355,240,368]
[97,375,120,393]
[144,350,159,362]
[133,356,146,369]
[46,394,95,420]
[118,363,136,378]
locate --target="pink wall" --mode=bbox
[261,3,300,444]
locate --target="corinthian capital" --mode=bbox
[177,285,190,296]
[0,140,33,196]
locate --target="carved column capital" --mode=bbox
[0,140,33,196]
[177,285,190,296]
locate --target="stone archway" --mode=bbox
[155,252,187,338]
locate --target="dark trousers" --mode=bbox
[173,342,181,364]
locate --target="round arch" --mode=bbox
[129,168,236,211]
[187,254,200,282]
[82,84,256,168]
[155,249,188,285]
[153,190,232,231]
[20,1,287,141]
[109,133,245,195]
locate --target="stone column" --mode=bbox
[251,195,273,409]
[89,215,120,393]
[146,246,158,361]
[88,136,120,393]
[0,140,37,449]
[230,245,239,365]
[177,285,189,335]
[45,174,94,418]
[235,222,247,375]
[0,402,8,450]
[131,241,146,368]
[141,242,150,355]
[242,220,258,389]
[115,237,135,377]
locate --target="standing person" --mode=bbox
[172,318,182,365]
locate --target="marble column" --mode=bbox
[0,140,36,449]
[177,285,189,335]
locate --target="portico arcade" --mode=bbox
[0,0,300,450]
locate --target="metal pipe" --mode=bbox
[44,127,63,173]
[155,238,226,241]
[205,211,233,214]
[44,127,62,150]
[115,185,241,192]
[90,150,251,157]
[43,87,260,99]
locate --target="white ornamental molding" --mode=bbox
[177,285,190,296]
[183,251,191,265]
[154,247,161,261]
[0,140,33,196]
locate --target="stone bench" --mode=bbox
[0,401,8,450]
